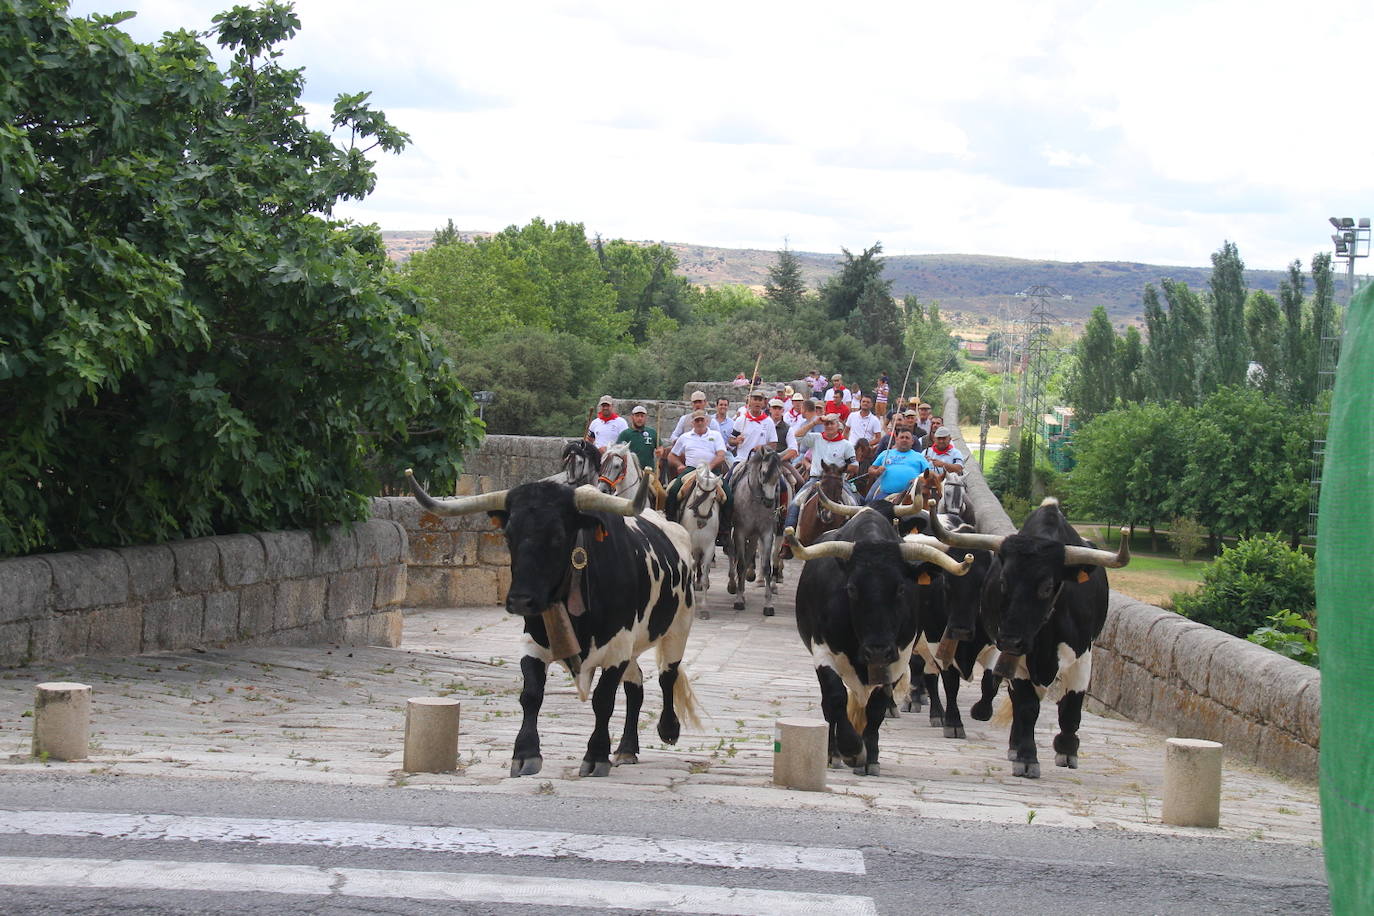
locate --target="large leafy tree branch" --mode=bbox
[0,0,481,556]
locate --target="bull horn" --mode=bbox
[573,484,643,517]
[818,489,864,517]
[892,498,924,518]
[926,500,1005,551]
[1063,528,1131,568]
[783,527,854,561]
[405,468,508,515]
[899,541,974,575]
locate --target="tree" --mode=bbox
[764,246,807,313]
[900,296,958,397]
[600,240,692,342]
[1065,306,1118,420]
[1161,279,1207,405]
[819,243,886,322]
[1068,403,1184,543]
[1278,260,1307,399]
[431,218,460,247]
[1139,284,1172,402]
[0,1,481,557]
[1244,290,1282,393]
[850,277,902,358]
[1208,241,1249,388]
[1302,252,1337,402]
[1116,325,1144,404]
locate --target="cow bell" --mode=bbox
[542,603,582,676]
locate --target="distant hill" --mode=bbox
[382,231,1289,328]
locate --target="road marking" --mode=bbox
[0,810,864,875]
[0,856,878,915]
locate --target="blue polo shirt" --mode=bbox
[870,448,931,497]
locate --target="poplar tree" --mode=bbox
[1209,241,1249,387]
[1066,306,1118,420]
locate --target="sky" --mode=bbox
[67,0,1374,270]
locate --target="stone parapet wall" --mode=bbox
[943,389,1319,781]
[0,520,409,667]
[372,496,510,611]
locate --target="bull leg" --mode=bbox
[901,656,927,712]
[511,655,547,777]
[1054,689,1086,769]
[580,661,626,777]
[924,669,945,728]
[940,666,966,739]
[657,660,685,745]
[855,685,891,776]
[816,665,862,764]
[1008,678,1042,779]
[827,721,845,769]
[613,661,645,766]
[970,669,1001,721]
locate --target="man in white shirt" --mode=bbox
[923,426,966,476]
[729,390,777,459]
[714,397,736,448]
[586,395,628,452]
[669,390,720,445]
[665,410,731,526]
[845,395,883,449]
[823,373,855,420]
[784,391,807,429]
[782,414,859,540]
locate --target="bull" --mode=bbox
[405,470,700,778]
[928,497,1128,778]
[783,510,972,776]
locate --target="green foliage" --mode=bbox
[820,243,887,322]
[1172,535,1316,638]
[1116,325,1143,404]
[901,296,959,395]
[431,218,460,248]
[1247,610,1319,668]
[1168,516,1207,565]
[599,239,693,342]
[691,285,761,323]
[0,0,479,556]
[1065,305,1118,420]
[1208,241,1248,388]
[1069,403,1183,531]
[1244,289,1282,393]
[764,247,807,313]
[450,328,601,437]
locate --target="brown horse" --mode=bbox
[852,437,876,499]
[795,461,859,547]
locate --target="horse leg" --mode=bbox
[730,528,746,611]
[760,530,775,616]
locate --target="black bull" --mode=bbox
[929,497,1128,778]
[406,471,700,778]
[784,510,972,776]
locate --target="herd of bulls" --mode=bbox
[404,457,1129,783]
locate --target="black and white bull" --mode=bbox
[783,510,972,775]
[929,497,1128,778]
[405,471,700,778]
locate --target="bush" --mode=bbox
[1247,610,1319,668]
[1172,535,1315,637]
[1169,516,1207,564]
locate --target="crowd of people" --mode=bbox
[584,372,966,548]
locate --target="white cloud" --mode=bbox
[65,0,1369,268]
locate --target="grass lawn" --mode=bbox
[1071,524,1207,608]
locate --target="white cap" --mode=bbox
[632,405,647,414]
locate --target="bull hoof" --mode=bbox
[613,753,639,766]
[726,580,737,595]
[900,698,915,713]
[885,704,900,720]
[1006,748,1018,762]
[829,754,847,769]
[970,701,992,721]
[1055,753,1078,769]
[852,762,880,777]
[1011,760,1041,779]
[746,567,756,582]
[928,714,944,728]
[658,718,680,745]
[733,599,745,611]
[943,725,966,739]
[509,756,543,777]
[696,609,711,620]
[762,605,774,617]
[579,760,612,778]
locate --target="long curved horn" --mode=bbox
[782,527,854,561]
[899,541,974,575]
[818,489,864,518]
[892,498,925,518]
[1064,529,1131,568]
[926,500,1005,551]
[405,468,508,515]
[573,484,642,517]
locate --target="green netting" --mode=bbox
[1319,281,1374,914]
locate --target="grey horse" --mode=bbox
[726,448,786,616]
[543,439,601,487]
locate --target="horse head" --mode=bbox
[560,439,601,487]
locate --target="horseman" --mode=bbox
[615,405,660,472]
[720,389,779,540]
[667,390,721,447]
[586,395,628,453]
[781,413,858,555]
[864,428,931,503]
[923,426,966,476]
[664,409,730,526]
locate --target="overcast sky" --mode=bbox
[68,0,1373,270]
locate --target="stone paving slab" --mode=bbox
[0,564,1320,848]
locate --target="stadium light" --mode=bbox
[1329,216,1371,300]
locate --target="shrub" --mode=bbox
[1169,516,1207,564]
[1172,535,1315,637]
[1247,610,1319,668]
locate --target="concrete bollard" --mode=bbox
[33,682,92,761]
[772,717,828,791]
[403,697,461,773]
[1162,737,1224,827]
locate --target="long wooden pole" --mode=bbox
[750,351,763,386]
[897,347,918,403]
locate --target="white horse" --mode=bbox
[679,465,726,599]
[597,442,667,510]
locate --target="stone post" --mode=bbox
[1162,737,1223,827]
[33,682,92,761]
[772,717,827,791]
[403,697,461,772]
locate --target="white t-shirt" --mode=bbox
[923,444,966,474]
[824,387,855,407]
[846,411,883,446]
[784,407,807,429]
[734,413,778,455]
[669,412,720,443]
[672,429,727,468]
[588,415,628,449]
[798,432,857,478]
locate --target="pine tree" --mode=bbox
[764,246,807,313]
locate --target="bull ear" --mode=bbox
[488,511,508,529]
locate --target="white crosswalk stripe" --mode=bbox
[0,856,880,915]
[0,809,864,874]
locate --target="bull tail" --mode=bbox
[672,667,704,732]
[846,689,868,735]
[991,690,1014,727]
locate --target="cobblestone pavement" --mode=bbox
[0,559,1320,848]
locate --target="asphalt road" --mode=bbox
[0,774,1329,915]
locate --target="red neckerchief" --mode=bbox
[745,411,768,423]
[786,408,801,421]
[832,385,845,393]
[822,430,845,442]
[931,443,953,455]
[598,412,619,422]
